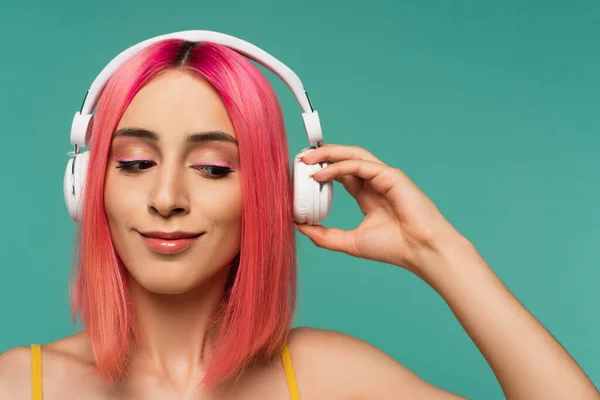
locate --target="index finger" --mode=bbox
[311,159,400,197]
[300,144,383,165]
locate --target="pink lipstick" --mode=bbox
[137,231,204,254]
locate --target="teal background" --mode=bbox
[1,0,599,398]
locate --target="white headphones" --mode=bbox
[64,30,333,225]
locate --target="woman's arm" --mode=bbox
[420,232,599,399]
[296,143,599,399]
[289,233,598,400]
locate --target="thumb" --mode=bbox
[294,223,357,255]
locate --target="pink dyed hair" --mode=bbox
[69,39,297,388]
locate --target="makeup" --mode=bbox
[137,231,204,255]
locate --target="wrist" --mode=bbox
[411,230,483,288]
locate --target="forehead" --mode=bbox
[116,69,236,139]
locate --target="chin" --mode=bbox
[144,282,197,295]
[132,271,197,294]
[127,259,232,296]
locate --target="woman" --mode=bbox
[0,35,598,399]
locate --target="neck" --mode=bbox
[127,266,232,387]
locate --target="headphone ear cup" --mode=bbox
[292,153,333,225]
[292,156,313,224]
[317,171,333,222]
[64,158,77,221]
[63,151,90,222]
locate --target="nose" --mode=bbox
[148,164,190,218]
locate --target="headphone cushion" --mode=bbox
[293,156,317,224]
[63,158,77,221]
[64,151,90,222]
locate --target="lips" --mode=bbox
[137,230,204,254]
[138,231,203,240]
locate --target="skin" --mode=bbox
[0,68,598,399]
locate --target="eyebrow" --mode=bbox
[112,127,238,146]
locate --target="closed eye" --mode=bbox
[115,160,235,179]
[116,160,156,172]
[193,164,235,179]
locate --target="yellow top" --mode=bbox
[281,343,302,399]
[30,343,301,400]
[30,344,42,400]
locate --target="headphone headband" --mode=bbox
[64,29,332,225]
[70,30,323,148]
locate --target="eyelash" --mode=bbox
[115,160,234,179]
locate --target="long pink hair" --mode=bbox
[69,39,297,388]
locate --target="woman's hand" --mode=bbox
[294,143,465,275]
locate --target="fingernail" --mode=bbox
[298,148,316,159]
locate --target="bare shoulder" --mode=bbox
[0,345,33,399]
[0,332,95,400]
[286,327,466,399]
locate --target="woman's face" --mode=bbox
[104,69,242,294]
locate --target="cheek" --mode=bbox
[193,182,243,224]
[103,171,146,227]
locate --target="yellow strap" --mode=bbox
[30,344,42,400]
[281,344,301,400]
